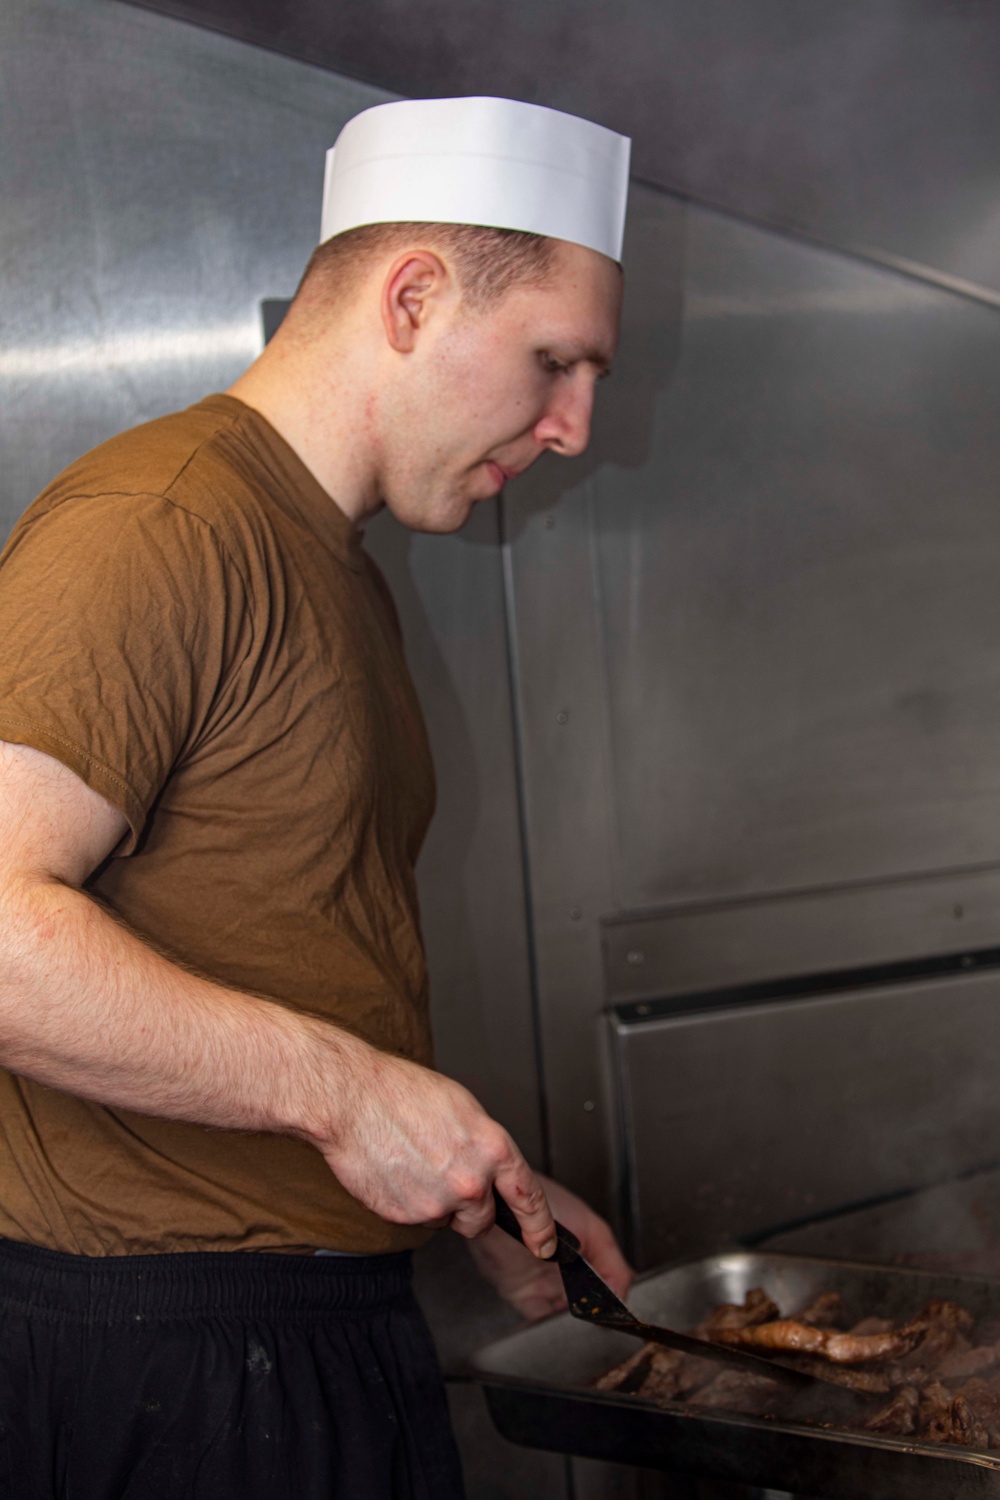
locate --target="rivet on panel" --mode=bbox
[583,1100,596,1113]
[556,709,569,724]
[626,950,644,965]
[570,906,583,921]
[543,515,555,529]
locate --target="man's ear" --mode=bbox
[381,250,451,354]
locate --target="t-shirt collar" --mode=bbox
[201,393,368,573]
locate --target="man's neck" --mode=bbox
[227,337,383,525]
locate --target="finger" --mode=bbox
[512,1281,567,1322]
[579,1217,635,1298]
[592,1244,635,1300]
[494,1159,557,1260]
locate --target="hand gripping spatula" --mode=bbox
[491,1190,846,1394]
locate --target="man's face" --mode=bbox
[379,240,623,534]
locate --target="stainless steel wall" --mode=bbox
[504,179,1000,1255]
[615,966,1000,1265]
[122,0,1000,302]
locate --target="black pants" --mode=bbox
[0,1238,465,1500]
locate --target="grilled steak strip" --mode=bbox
[713,1319,917,1364]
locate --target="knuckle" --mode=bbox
[449,1171,486,1204]
[485,1128,516,1169]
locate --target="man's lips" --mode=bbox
[486,460,524,488]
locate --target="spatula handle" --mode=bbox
[491,1188,526,1242]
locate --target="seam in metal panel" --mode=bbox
[630,171,1000,318]
[604,855,1000,930]
[498,496,552,1175]
[608,1015,642,1266]
[613,944,1000,1026]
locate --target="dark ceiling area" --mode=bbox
[120,0,1000,303]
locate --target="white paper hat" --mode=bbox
[320,96,632,262]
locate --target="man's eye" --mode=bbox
[541,353,570,375]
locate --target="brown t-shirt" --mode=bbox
[0,395,436,1255]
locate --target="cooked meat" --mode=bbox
[891,1300,975,1373]
[865,1384,919,1435]
[593,1342,654,1393]
[886,1361,928,1390]
[782,1357,892,1395]
[796,1291,846,1328]
[915,1301,976,1335]
[919,1380,962,1443]
[918,1383,991,1450]
[672,1353,726,1399]
[713,1319,917,1364]
[692,1286,778,1340]
[596,1344,719,1406]
[592,1284,1000,1454]
[849,1316,895,1337]
[687,1367,783,1416]
[641,1348,688,1402]
[937,1342,998,1382]
[954,1379,1000,1447]
[950,1394,991,1450]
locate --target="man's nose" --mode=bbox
[534,378,596,459]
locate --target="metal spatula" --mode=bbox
[491,1190,842,1393]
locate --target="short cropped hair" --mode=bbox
[293,222,557,314]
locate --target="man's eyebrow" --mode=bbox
[546,341,615,376]
[579,347,614,376]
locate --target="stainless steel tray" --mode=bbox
[468,1251,1000,1498]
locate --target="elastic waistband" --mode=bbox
[0,1238,413,1323]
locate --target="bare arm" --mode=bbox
[0,741,556,1254]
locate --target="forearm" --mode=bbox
[0,741,558,1249]
[0,873,349,1140]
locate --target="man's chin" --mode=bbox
[387,493,489,535]
[413,507,481,536]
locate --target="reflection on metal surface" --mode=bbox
[503,178,1000,1236]
[121,0,1000,303]
[0,323,260,378]
[614,967,1000,1266]
[686,280,938,321]
[0,0,388,528]
[591,206,1000,911]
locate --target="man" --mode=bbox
[0,97,631,1496]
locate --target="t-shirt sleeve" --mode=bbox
[0,492,248,852]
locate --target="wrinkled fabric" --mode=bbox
[0,396,437,1256]
[0,1240,464,1500]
